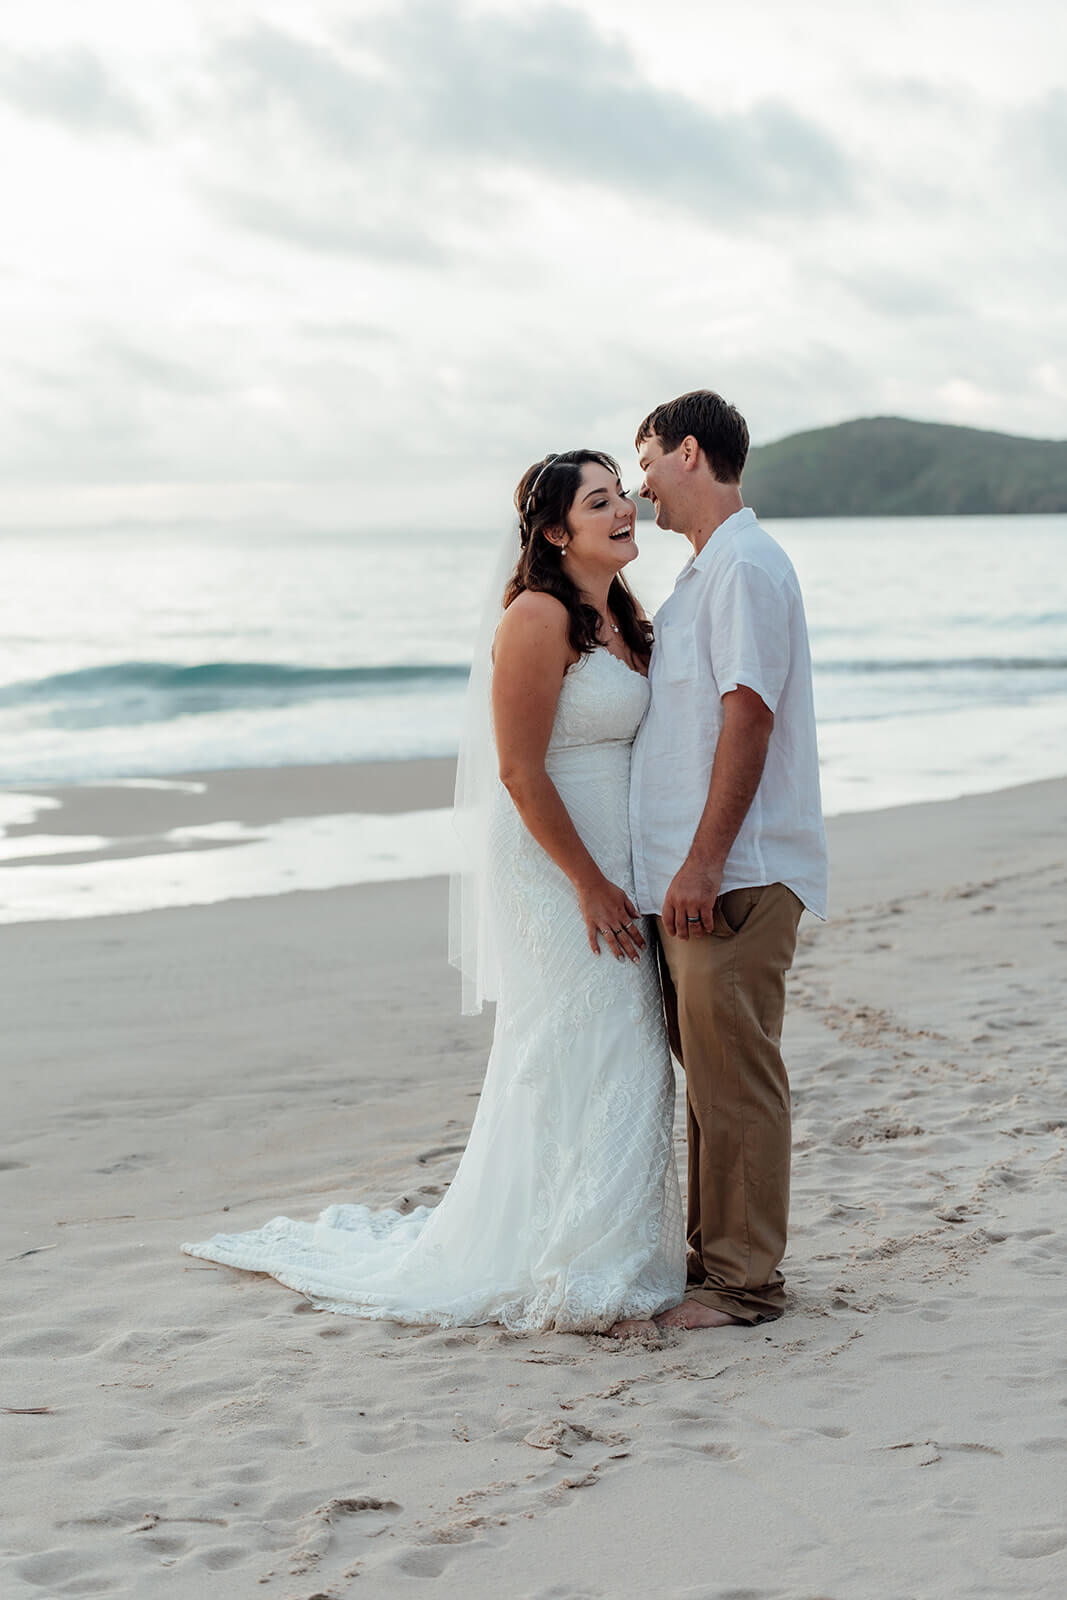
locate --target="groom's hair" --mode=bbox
[635,390,749,484]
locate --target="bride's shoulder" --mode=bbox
[493,590,576,671]
[502,589,569,626]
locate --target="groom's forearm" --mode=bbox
[662,689,772,937]
[686,688,773,874]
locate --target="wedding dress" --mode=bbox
[183,648,684,1332]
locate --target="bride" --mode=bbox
[184,450,684,1333]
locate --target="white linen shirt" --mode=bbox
[630,506,828,919]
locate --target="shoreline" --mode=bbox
[5,747,1067,827]
[0,760,1064,927]
[2,776,1065,1594]
[0,757,460,839]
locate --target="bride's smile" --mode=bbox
[555,463,638,577]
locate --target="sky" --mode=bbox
[1,0,1064,530]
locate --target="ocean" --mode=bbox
[0,513,1065,816]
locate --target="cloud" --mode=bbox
[201,5,856,263]
[1005,87,1067,192]
[205,184,450,266]
[0,45,149,137]
[103,340,225,398]
[1,0,1063,520]
[823,267,968,319]
[359,3,856,215]
[295,319,402,345]
[212,22,381,157]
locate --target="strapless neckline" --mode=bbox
[569,645,647,682]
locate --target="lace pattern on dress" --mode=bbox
[184,649,684,1332]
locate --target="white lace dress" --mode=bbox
[183,648,684,1332]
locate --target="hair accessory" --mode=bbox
[523,453,561,512]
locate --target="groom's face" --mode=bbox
[637,434,682,530]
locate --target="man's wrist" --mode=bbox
[685,847,727,877]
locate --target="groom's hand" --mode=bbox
[662,860,723,940]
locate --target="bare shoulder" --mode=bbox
[494,590,574,662]
[498,589,569,637]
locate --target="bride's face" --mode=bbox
[559,462,637,573]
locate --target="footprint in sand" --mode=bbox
[392,1547,450,1577]
[386,1183,447,1213]
[4,1325,100,1358]
[417,1144,466,1165]
[658,1414,740,1460]
[678,1440,739,1459]
[522,1419,628,1458]
[283,1495,402,1579]
[15,1548,106,1591]
[530,1589,604,1600]
[95,1153,153,1173]
[1003,1528,1067,1559]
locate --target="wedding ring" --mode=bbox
[686,915,703,923]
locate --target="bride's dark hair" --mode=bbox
[506,450,652,662]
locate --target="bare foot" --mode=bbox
[654,1302,743,1330]
[608,1317,659,1340]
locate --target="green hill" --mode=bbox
[740,416,1067,516]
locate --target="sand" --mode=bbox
[2,770,1065,1599]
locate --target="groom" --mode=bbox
[630,390,827,1327]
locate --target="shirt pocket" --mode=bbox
[656,621,698,684]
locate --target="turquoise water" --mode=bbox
[0,514,1064,814]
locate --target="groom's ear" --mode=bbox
[679,435,702,471]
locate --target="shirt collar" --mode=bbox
[690,505,757,573]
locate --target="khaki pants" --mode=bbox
[657,883,803,1324]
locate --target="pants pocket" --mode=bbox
[711,887,761,938]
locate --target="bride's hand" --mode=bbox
[577,876,646,963]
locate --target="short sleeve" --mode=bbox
[707,559,791,713]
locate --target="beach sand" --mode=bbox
[2,768,1065,1599]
